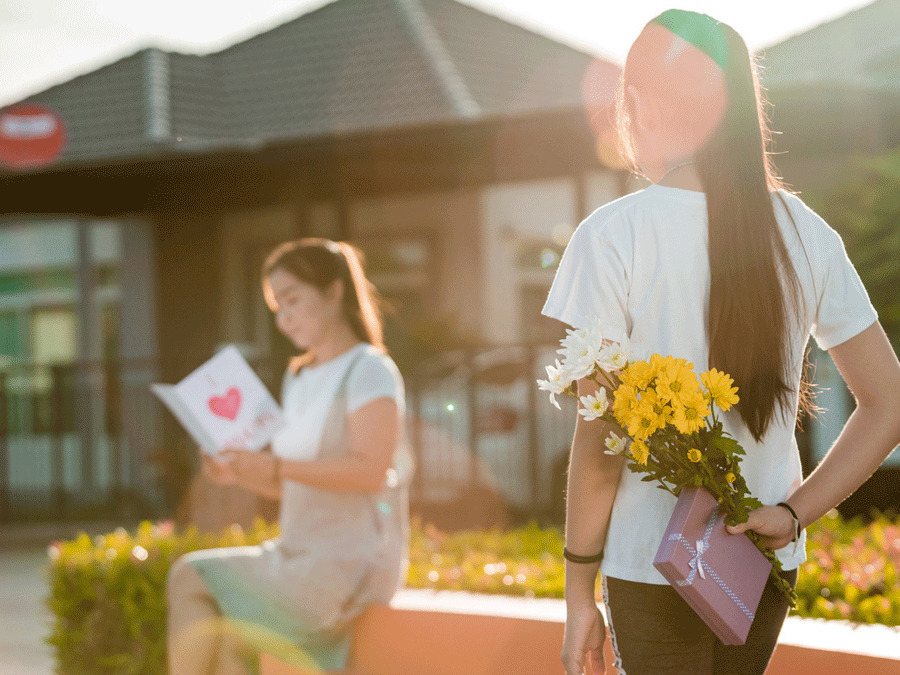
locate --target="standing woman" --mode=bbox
[167,238,413,674]
[543,10,900,675]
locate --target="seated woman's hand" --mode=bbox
[201,453,238,485]
[220,448,278,486]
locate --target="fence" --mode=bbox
[406,344,575,521]
[0,358,158,522]
[0,346,575,524]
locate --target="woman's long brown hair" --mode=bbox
[697,25,803,441]
[619,16,805,441]
[262,238,385,371]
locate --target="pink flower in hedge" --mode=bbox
[47,542,61,561]
[155,521,175,538]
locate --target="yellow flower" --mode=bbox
[648,353,667,375]
[687,448,702,463]
[655,358,702,408]
[624,408,653,441]
[725,472,736,484]
[623,394,668,441]
[642,388,673,429]
[631,439,650,465]
[683,387,711,414]
[619,360,655,389]
[612,385,639,426]
[700,368,740,411]
[672,403,708,434]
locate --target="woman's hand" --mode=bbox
[561,604,606,675]
[201,454,238,485]
[726,504,796,550]
[220,448,278,486]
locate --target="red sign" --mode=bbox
[0,103,67,169]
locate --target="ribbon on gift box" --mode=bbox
[667,509,756,622]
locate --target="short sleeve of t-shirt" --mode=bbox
[346,350,404,414]
[809,222,878,350]
[542,214,631,342]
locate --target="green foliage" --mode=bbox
[407,520,566,598]
[794,510,900,625]
[405,513,900,626]
[46,511,900,673]
[811,153,900,350]
[46,519,277,675]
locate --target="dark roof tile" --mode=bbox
[4,0,616,169]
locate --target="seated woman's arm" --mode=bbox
[201,452,283,500]
[221,397,399,496]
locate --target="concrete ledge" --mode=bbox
[769,617,900,675]
[260,590,900,675]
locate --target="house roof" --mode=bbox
[760,0,900,92]
[8,0,610,170]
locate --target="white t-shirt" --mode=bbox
[270,343,405,461]
[542,183,878,585]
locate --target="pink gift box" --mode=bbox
[653,487,772,645]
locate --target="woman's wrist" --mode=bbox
[777,501,802,542]
[271,454,282,483]
[564,547,604,564]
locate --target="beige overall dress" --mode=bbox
[188,351,412,669]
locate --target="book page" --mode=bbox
[153,346,285,454]
[150,384,219,451]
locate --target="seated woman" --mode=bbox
[167,238,413,675]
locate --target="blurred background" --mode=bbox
[0,0,897,533]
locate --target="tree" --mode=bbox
[811,153,900,352]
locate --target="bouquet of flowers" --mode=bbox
[537,320,796,606]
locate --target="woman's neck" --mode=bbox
[655,161,704,191]
[307,324,362,367]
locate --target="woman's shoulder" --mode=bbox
[772,190,844,252]
[585,188,658,225]
[567,192,639,251]
[346,344,404,407]
[577,186,686,242]
[350,344,403,382]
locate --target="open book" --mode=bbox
[151,345,285,455]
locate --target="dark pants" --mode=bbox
[603,569,798,675]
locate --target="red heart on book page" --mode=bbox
[208,387,241,421]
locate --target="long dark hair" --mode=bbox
[262,238,384,368]
[620,12,804,441]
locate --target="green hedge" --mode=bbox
[47,520,278,675]
[795,510,900,625]
[46,511,899,673]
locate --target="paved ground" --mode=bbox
[0,520,131,675]
[0,545,55,675]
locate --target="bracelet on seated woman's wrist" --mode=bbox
[563,547,604,564]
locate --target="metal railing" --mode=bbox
[0,345,576,524]
[404,343,575,521]
[0,358,161,522]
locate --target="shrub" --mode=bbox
[46,519,277,675]
[46,510,899,673]
[794,510,900,625]
[405,512,900,626]
[406,520,566,598]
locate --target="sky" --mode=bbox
[0,0,877,106]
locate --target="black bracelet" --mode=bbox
[777,501,802,542]
[563,547,604,564]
